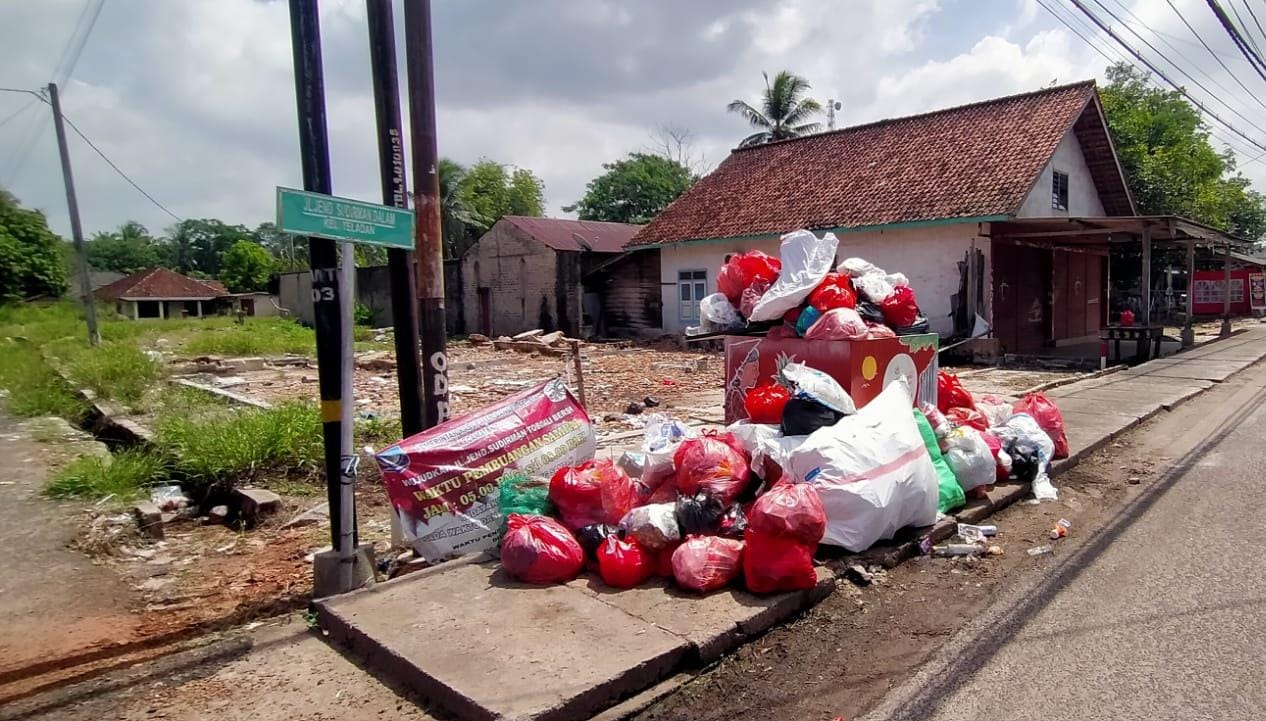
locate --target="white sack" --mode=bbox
[727,421,783,473]
[699,292,742,328]
[786,379,939,552]
[854,271,895,304]
[747,230,839,321]
[838,257,881,278]
[943,426,994,492]
[780,361,856,415]
[641,414,697,487]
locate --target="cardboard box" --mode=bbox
[723,333,939,424]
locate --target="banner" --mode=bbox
[1251,273,1266,312]
[374,378,594,560]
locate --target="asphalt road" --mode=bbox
[865,365,1266,721]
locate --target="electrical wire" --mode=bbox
[51,0,106,89]
[58,111,182,221]
[1206,0,1266,78]
[0,98,38,132]
[1241,0,1266,55]
[1229,0,1266,56]
[1147,0,1266,111]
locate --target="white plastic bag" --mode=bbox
[838,257,881,278]
[619,502,680,552]
[641,415,697,487]
[726,421,783,473]
[977,397,1014,428]
[780,361,856,415]
[886,272,909,288]
[942,426,994,492]
[854,271,895,304]
[994,413,1057,500]
[699,292,742,329]
[754,434,810,476]
[748,230,839,321]
[786,379,939,552]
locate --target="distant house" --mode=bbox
[460,216,649,338]
[94,267,228,319]
[629,80,1137,352]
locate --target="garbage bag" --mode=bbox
[642,415,697,488]
[748,230,839,322]
[794,306,822,336]
[718,251,781,306]
[937,371,976,413]
[1014,393,1069,459]
[779,362,856,415]
[575,523,618,561]
[596,535,655,588]
[726,420,783,475]
[786,379,940,552]
[675,491,726,536]
[880,285,920,328]
[887,272,909,288]
[893,317,930,336]
[549,459,638,531]
[804,306,868,340]
[838,257,881,278]
[616,451,645,482]
[914,409,965,514]
[500,514,584,584]
[854,272,895,304]
[699,293,743,329]
[743,528,818,594]
[980,431,1012,483]
[808,272,857,312]
[748,482,826,544]
[719,502,749,538]
[919,402,952,441]
[672,536,744,593]
[739,280,772,319]
[648,481,680,504]
[672,432,752,505]
[780,397,843,437]
[744,382,791,424]
[976,395,1013,428]
[856,300,886,325]
[1008,440,1040,483]
[946,406,989,432]
[619,502,681,552]
[994,413,1054,473]
[943,426,994,492]
[498,472,552,531]
[866,323,898,339]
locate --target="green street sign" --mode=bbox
[275,186,414,249]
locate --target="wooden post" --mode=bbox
[1141,224,1153,328]
[569,339,586,409]
[1182,238,1195,347]
[1222,242,1233,337]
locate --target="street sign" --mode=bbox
[276,186,414,249]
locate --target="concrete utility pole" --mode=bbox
[48,82,99,346]
[403,0,450,429]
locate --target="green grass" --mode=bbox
[181,318,315,357]
[0,341,87,419]
[62,341,164,407]
[44,448,168,501]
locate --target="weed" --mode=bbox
[356,415,403,451]
[45,448,168,501]
[181,318,315,357]
[0,341,86,419]
[63,341,164,407]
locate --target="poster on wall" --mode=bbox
[1250,273,1266,312]
[1193,278,1245,305]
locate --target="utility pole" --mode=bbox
[48,82,99,346]
[366,0,425,437]
[403,0,449,428]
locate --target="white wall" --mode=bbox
[1017,127,1106,218]
[659,225,988,337]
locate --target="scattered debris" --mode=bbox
[235,487,282,525]
[1048,518,1071,540]
[643,396,661,408]
[206,505,230,524]
[150,485,189,512]
[1027,544,1054,556]
[843,564,874,586]
[625,402,644,415]
[1128,476,1141,485]
[133,501,164,540]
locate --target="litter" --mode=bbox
[597,535,656,588]
[1027,544,1054,557]
[549,459,637,531]
[675,491,726,536]
[747,230,839,322]
[619,502,681,552]
[1014,392,1069,460]
[747,482,827,545]
[500,515,584,584]
[672,432,751,505]
[743,528,818,594]
[931,543,983,557]
[1049,518,1072,540]
[671,535,744,593]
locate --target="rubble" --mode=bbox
[133,501,164,540]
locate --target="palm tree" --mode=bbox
[727,71,824,147]
[438,158,490,259]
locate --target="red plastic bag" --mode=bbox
[596,535,655,588]
[880,285,920,328]
[744,382,791,424]
[980,431,1010,483]
[719,252,782,306]
[743,528,817,594]
[805,307,868,340]
[1014,393,1069,460]
[937,371,976,413]
[549,459,637,531]
[739,280,772,318]
[672,432,752,505]
[500,514,584,584]
[865,323,897,339]
[748,482,826,544]
[946,407,989,432]
[808,273,857,312]
[672,536,744,593]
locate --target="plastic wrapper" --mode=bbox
[739,280,771,319]
[856,300,885,325]
[893,317,930,336]
[672,432,751,505]
[748,230,839,322]
[575,523,618,561]
[880,285,920,328]
[854,272,895,304]
[808,272,857,312]
[779,362,856,415]
[937,370,976,413]
[977,395,1013,428]
[794,306,822,336]
[780,397,843,437]
[596,535,655,588]
[642,415,697,489]
[838,257,880,278]
[616,451,645,482]
[943,426,995,492]
[919,402,952,440]
[804,307,868,340]
[718,251,781,306]
[498,472,552,529]
[743,383,791,425]
[672,536,744,593]
[994,413,1056,500]
[549,459,637,531]
[743,528,817,594]
[619,502,681,552]
[866,323,898,339]
[1014,393,1069,459]
[675,491,726,536]
[699,292,743,329]
[719,502,748,538]
[914,409,965,514]
[748,482,826,544]
[500,514,584,584]
[946,406,989,432]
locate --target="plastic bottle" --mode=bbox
[932,543,983,557]
[1027,544,1054,556]
[1049,518,1071,540]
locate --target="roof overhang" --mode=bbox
[986,216,1253,250]
[632,214,1013,250]
[118,296,222,302]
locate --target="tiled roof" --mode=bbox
[501,216,643,253]
[94,267,229,301]
[630,81,1133,246]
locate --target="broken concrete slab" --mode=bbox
[132,501,163,540]
[234,487,282,523]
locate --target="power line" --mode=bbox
[1229,0,1265,56]
[1205,0,1266,79]
[1241,0,1266,55]
[58,110,182,222]
[51,0,106,89]
[0,98,38,131]
[1152,0,1266,111]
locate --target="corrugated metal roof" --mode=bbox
[501,216,643,253]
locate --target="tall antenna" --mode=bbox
[827,99,843,130]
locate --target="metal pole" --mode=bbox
[1222,242,1233,337]
[48,82,100,346]
[366,0,424,437]
[1183,238,1195,347]
[287,0,345,552]
[338,243,356,591]
[403,0,449,428]
[1141,224,1153,327]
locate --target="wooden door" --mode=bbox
[992,242,1019,352]
[1052,251,1068,340]
[1067,252,1088,338]
[478,288,492,336]
[1015,247,1050,352]
[1085,255,1104,334]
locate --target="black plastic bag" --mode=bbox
[719,503,748,539]
[894,316,931,335]
[575,523,618,560]
[856,301,885,325]
[675,491,726,536]
[1007,440,1040,484]
[780,397,844,436]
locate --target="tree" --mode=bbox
[573,152,694,224]
[85,221,165,273]
[727,70,823,148]
[438,158,487,259]
[0,190,69,301]
[1101,63,1266,240]
[219,240,276,292]
[647,123,710,177]
[252,221,307,272]
[164,218,253,276]
[438,158,546,259]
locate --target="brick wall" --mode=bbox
[460,220,565,337]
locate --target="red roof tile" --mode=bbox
[631,81,1133,246]
[501,216,643,253]
[94,267,229,301]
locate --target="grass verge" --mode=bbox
[182,318,315,357]
[45,448,168,501]
[0,341,87,419]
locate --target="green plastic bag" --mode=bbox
[498,472,553,534]
[913,409,965,514]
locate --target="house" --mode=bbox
[460,216,646,338]
[628,80,1137,353]
[94,267,228,319]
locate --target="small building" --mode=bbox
[94,267,228,319]
[629,80,1137,353]
[460,216,645,338]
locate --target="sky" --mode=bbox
[3,0,1266,239]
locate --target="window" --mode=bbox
[1052,170,1069,211]
[678,269,707,324]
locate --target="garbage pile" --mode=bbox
[689,229,930,339]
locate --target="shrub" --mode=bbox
[45,448,167,500]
